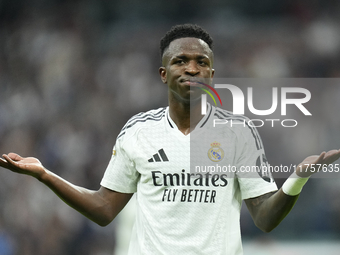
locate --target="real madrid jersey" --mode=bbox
[100,103,278,255]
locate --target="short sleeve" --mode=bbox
[100,137,140,193]
[235,124,277,200]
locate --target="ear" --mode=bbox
[159,67,167,84]
[211,68,215,78]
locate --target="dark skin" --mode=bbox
[245,150,340,232]
[159,37,215,135]
[0,153,132,226]
[1,37,340,233]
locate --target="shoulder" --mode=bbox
[212,106,263,149]
[117,107,167,140]
[212,106,253,133]
[213,106,250,122]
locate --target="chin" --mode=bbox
[170,88,202,105]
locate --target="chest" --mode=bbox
[126,127,240,181]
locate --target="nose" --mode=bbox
[185,61,200,76]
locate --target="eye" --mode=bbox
[198,60,208,66]
[175,59,185,65]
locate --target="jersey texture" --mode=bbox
[100,104,277,255]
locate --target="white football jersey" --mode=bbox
[100,103,277,255]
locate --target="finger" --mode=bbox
[324,149,339,157]
[0,157,9,168]
[7,153,23,162]
[323,150,340,164]
[314,151,326,164]
[2,154,21,167]
[1,155,32,175]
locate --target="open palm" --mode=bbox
[297,149,340,177]
[0,153,46,179]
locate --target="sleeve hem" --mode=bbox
[242,185,278,200]
[100,180,137,194]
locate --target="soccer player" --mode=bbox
[0,24,340,255]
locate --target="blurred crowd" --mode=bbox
[0,0,340,254]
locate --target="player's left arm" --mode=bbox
[244,149,340,232]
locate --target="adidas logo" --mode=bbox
[148,149,169,162]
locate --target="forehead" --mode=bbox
[165,37,212,59]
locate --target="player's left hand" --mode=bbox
[296,149,340,177]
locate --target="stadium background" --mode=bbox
[0,0,340,254]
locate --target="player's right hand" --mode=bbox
[0,153,46,180]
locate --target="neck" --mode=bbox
[168,93,203,135]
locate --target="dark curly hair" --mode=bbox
[160,24,213,60]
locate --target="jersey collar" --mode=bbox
[165,103,213,131]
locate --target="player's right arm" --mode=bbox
[0,152,133,226]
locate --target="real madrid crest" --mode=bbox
[208,142,224,162]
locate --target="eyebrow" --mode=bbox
[172,54,210,61]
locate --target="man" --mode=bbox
[0,24,339,255]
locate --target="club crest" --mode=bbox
[208,142,224,162]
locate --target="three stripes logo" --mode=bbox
[148,149,169,162]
